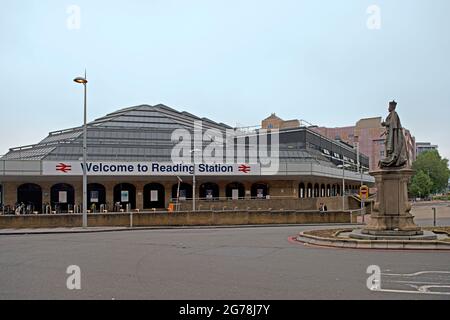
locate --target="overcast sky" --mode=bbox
[1,0,449,160]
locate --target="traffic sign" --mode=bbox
[360,185,369,200]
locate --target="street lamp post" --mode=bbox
[190,149,201,212]
[176,176,182,212]
[356,142,364,220]
[73,74,88,228]
[193,170,196,211]
[342,157,345,211]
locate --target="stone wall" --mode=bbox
[179,196,356,211]
[0,210,354,229]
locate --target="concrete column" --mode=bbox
[40,181,52,209]
[104,181,115,211]
[4,182,18,207]
[164,182,173,208]
[135,182,144,210]
[73,181,83,209]
[163,182,172,209]
[244,181,252,199]
[293,180,300,198]
[218,181,227,198]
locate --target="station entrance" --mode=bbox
[113,183,136,210]
[50,183,75,213]
[17,183,43,213]
[199,182,219,200]
[87,183,106,212]
[143,183,165,209]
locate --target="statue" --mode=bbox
[350,100,434,240]
[379,100,408,168]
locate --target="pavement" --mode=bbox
[1,224,449,300]
[354,201,450,226]
[0,223,361,235]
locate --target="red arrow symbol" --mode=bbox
[56,163,72,173]
[238,164,251,174]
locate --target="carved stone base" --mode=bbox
[349,229,437,241]
[362,168,425,236]
[362,213,423,234]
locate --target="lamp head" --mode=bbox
[73,77,88,84]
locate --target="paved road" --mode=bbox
[0,225,449,300]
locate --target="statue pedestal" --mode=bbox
[357,168,436,240]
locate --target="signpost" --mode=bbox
[360,185,369,222]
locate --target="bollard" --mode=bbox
[362,201,365,223]
[432,207,436,227]
[130,210,133,228]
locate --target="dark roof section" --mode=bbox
[2,104,232,161]
[0,103,364,169]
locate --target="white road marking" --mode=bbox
[390,280,450,285]
[417,285,450,293]
[372,288,450,296]
[373,270,450,296]
[382,271,450,277]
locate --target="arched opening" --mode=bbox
[87,183,106,212]
[199,182,219,200]
[0,184,3,207]
[144,183,165,209]
[326,184,331,197]
[251,183,268,199]
[299,183,306,198]
[172,183,192,201]
[51,183,75,213]
[307,183,312,198]
[17,183,42,213]
[113,183,136,210]
[332,184,337,197]
[337,184,341,196]
[225,182,245,199]
[314,184,320,198]
[320,184,326,197]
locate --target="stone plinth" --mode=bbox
[354,168,437,240]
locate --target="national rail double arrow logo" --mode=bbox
[238,164,251,174]
[56,163,72,173]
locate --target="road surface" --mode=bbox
[1,225,449,300]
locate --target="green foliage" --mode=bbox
[412,150,450,194]
[410,170,433,197]
[432,195,450,201]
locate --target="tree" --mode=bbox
[410,170,433,198]
[412,150,450,194]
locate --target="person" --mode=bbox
[323,204,328,212]
[379,100,408,168]
[318,203,324,212]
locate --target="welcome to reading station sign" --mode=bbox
[42,161,261,176]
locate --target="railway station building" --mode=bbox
[0,104,374,214]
